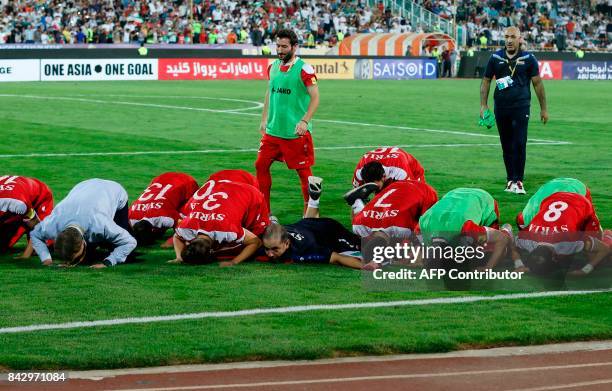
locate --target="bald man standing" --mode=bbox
[480,27,548,195]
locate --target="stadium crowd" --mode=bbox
[449,0,611,51]
[1,0,610,51]
[0,0,399,47]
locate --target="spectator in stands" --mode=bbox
[24,25,35,44]
[0,0,608,51]
[441,48,452,77]
[456,0,610,52]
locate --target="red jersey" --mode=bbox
[208,169,259,189]
[352,147,425,187]
[129,172,199,229]
[352,180,437,239]
[517,192,601,255]
[176,180,270,246]
[0,175,53,222]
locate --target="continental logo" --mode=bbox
[313,61,350,74]
[308,59,356,79]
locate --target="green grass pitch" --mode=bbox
[0,79,610,370]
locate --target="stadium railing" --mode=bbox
[368,0,454,36]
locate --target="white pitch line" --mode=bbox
[105,362,612,391]
[68,94,265,112]
[0,94,260,114]
[313,118,566,144]
[0,142,568,159]
[0,94,570,144]
[0,290,608,334]
[0,148,257,159]
[70,93,262,104]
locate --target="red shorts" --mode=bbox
[257,133,315,170]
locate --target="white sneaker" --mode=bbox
[515,181,526,195]
[504,181,515,192]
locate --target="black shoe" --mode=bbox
[308,176,323,201]
[343,183,378,206]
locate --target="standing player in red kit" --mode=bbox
[171,176,270,266]
[512,190,610,276]
[0,175,53,257]
[256,29,320,214]
[129,172,199,246]
[352,147,426,188]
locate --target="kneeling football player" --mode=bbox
[0,175,54,258]
[30,179,136,268]
[510,187,609,277]
[516,177,592,230]
[418,188,511,271]
[262,176,362,269]
[171,177,270,266]
[207,169,259,188]
[344,178,438,270]
[352,146,425,189]
[129,172,199,246]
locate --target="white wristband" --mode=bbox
[514,259,525,269]
[581,264,594,274]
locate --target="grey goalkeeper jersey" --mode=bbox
[31,179,136,265]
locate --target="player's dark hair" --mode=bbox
[361,161,385,183]
[525,245,556,276]
[181,237,214,265]
[276,29,298,46]
[55,227,85,265]
[132,220,156,246]
[263,223,290,244]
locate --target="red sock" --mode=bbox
[296,167,313,213]
[255,158,273,212]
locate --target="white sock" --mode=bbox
[308,198,320,209]
[352,199,365,214]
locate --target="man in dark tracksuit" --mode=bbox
[261,176,363,269]
[480,27,548,195]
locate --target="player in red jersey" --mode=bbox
[0,175,53,256]
[129,172,199,246]
[511,192,609,276]
[348,180,438,270]
[171,179,270,266]
[352,147,425,188]
[351,180,438,239]
[207,169,259,188]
